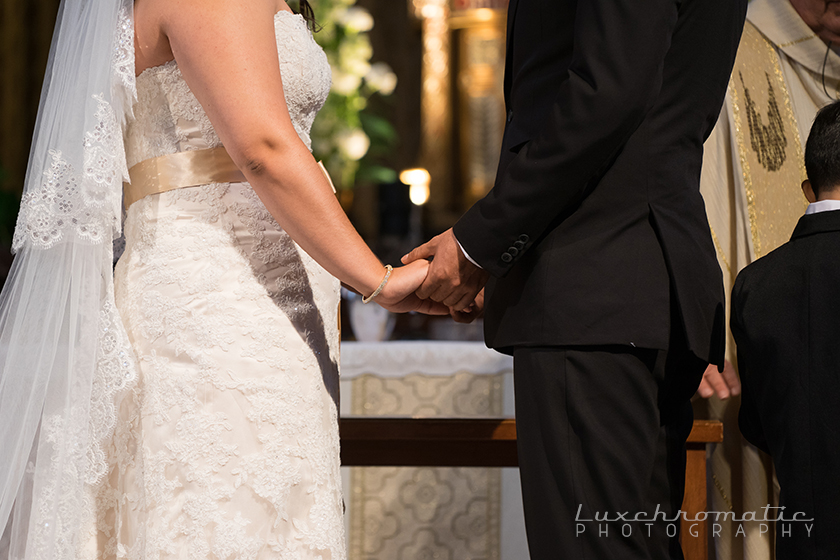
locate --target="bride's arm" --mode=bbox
[149,0,442,312]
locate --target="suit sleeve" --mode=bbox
[453,0,680,277]
[730,277,770,454]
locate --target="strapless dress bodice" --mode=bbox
[124,11,330,168]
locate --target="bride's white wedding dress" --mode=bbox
[94,11,345,559]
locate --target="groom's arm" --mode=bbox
[453,0,680,278]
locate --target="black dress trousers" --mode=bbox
[513,345,695,560]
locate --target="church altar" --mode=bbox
[338,340,526,560]
[338,341,721,560]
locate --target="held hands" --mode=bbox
[373,260,450,315]
[696,359,741,400]
[450,288,484,324]
[365,227,488,319]
[401,228,489,312]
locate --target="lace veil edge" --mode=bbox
[0,1,138,558]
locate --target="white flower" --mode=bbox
[365,62,397,95]
[331,67,362,95]
[339,7,374,33]
[336,129,370,161]
[339,35,373,77]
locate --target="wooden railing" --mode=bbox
[340,417,723,560]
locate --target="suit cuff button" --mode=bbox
[514,240,525,250]
[519,234,530,243]
[501,253,513,263]
[508,247,519,257]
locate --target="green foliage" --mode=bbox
[300,0,399,189]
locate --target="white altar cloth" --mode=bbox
[339,340,513,378]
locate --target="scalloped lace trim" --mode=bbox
[12,95,122,251]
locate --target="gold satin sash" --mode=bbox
[124,146,336,207]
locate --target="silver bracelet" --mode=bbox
[362,265,393,304]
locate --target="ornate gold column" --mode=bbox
[410,0,454,229]
[411,0,507,227]
[450,6,506,206]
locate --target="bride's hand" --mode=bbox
[374,260,450,315]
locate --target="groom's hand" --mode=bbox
[450,289,484,324]
[402,228,489,311]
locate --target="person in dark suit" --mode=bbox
[731,101,840,560]
[403,0,746,557]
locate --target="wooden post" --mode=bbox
[681,420,724,560]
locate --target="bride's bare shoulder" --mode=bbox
[148,0,289,28]
[133,0,171,75]
[133,0,290,76]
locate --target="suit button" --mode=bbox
[514,240,525,250]
[519,234,529,243]
[501,252,513,263]
[508,247,519,257]
[507,110,513,123]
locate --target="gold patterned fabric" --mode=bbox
[729,22,808,259]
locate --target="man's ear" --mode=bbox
[802,180,817,203]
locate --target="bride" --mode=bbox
[0,0,447,558]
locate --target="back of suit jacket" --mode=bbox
[732,210,840,558]
[454,0,741,364]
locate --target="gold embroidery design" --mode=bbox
[729,23,808,259]
[741,71,787,172]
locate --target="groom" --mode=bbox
[404,0,745,557]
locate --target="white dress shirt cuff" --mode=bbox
[455,235,483,269]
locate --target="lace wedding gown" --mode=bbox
[98,11,345,559]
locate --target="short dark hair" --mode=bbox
[805,101,840,196]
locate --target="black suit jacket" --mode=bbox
[732,210,840,559]
[453,0,742,364]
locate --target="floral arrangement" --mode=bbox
[295,0,399,191]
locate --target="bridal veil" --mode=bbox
[0,0,138,558]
